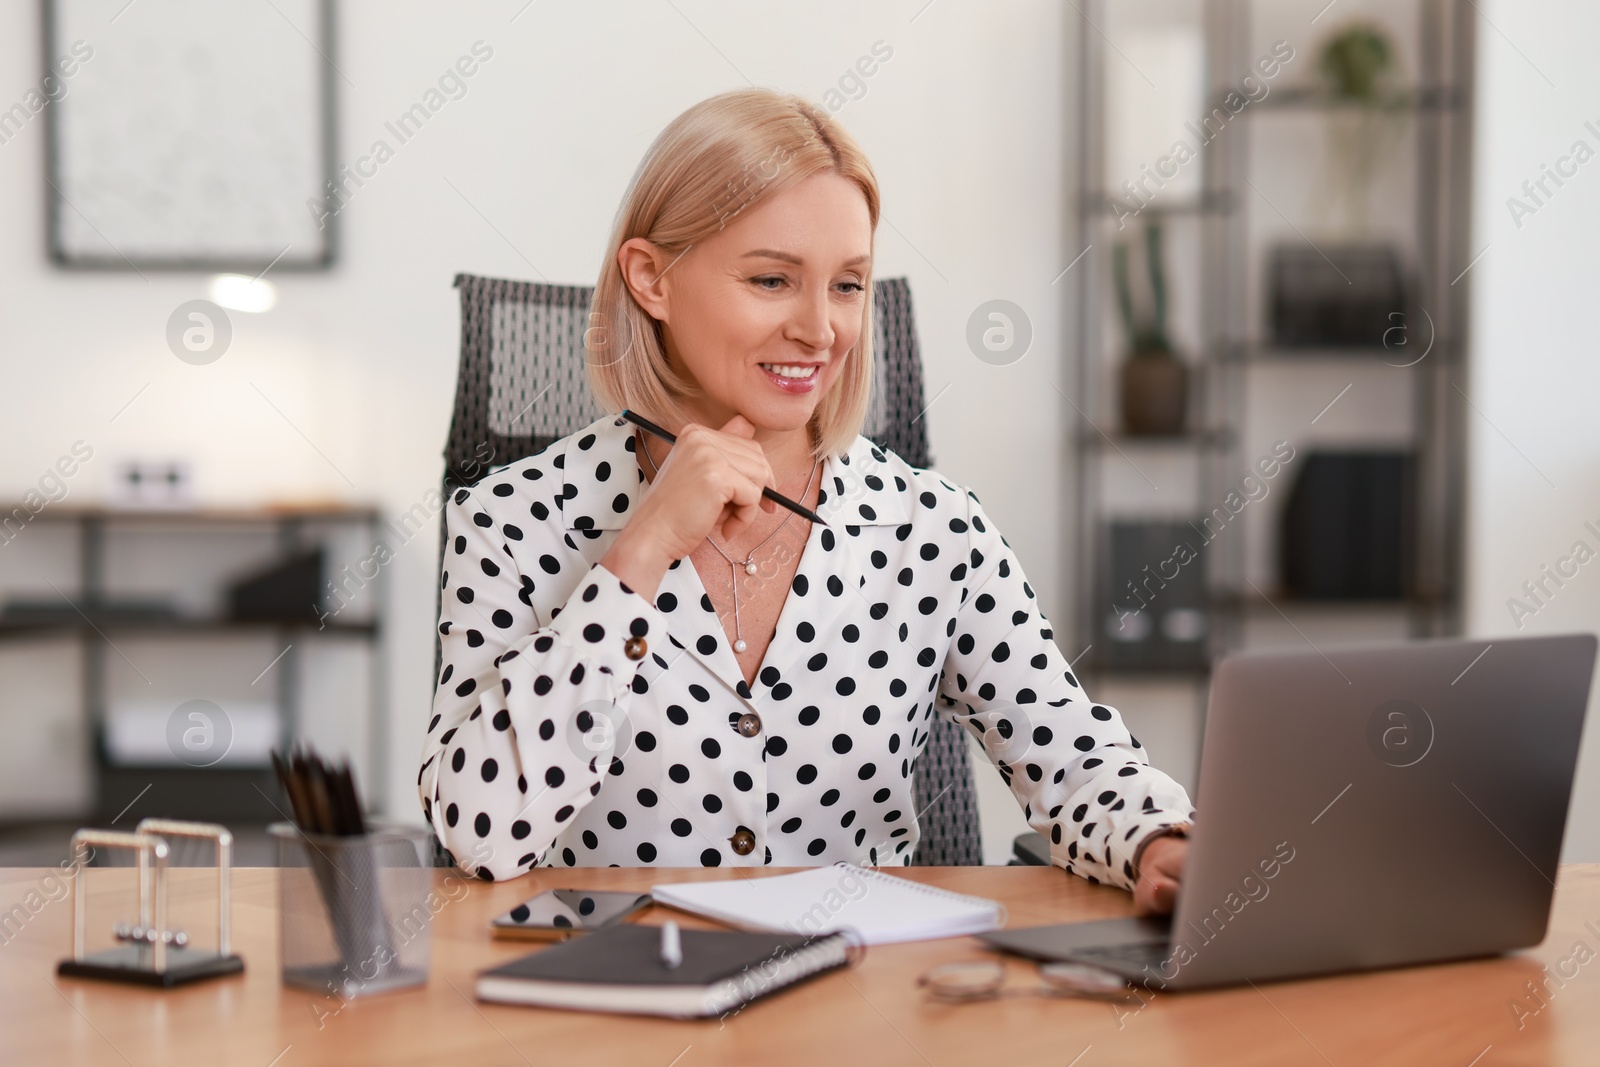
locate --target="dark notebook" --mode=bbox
[475,923,854,1018]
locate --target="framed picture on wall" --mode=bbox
[42,0,337,271]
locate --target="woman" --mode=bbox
[420,87,1194,916]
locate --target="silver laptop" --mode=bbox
[979,632,1597,990]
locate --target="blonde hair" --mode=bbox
[586,88,880,462]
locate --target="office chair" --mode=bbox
[431,273,983,868]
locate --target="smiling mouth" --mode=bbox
[758,363,820,379]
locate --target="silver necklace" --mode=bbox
[636,429,820,653]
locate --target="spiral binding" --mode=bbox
[706,928,864,1015]
[841,861,1010,929]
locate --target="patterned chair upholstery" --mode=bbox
[431,273,983,867]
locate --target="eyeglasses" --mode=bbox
[917,959,1140,1004]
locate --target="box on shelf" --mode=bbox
[1096,520,1210,671]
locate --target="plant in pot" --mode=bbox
[1314,20,1409,234]
[1113,219,1187,435]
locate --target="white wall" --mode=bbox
[10,0,1591,869]
[0,0,1067,856]
[1466,0,1600,861]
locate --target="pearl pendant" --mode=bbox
[734,639,748,653]
[744,561,758,575]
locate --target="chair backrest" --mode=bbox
[436,273,982,866]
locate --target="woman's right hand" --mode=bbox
[601,414,778,598]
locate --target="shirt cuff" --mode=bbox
[1124,821,1194,881]
[544,561,669,682]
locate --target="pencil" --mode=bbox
[274,744,371,836]
[335,761,367,835]
[619,409,829,527]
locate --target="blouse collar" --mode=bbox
[552,414,911,699]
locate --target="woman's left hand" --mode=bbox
[1132,836,1188,917]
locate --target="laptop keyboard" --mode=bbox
[1068,941,1171,970]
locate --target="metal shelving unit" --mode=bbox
[0,506,385,823]
[1069,0,1475,701]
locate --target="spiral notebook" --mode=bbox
[651,862,1006,945]
[476,924,852,1018]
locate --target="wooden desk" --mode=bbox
[3,864,1597,1066]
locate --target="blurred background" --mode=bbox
[0,0,1594,867]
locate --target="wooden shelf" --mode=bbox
[1076,659,1212,679]
[1248,85,1467,113]
[0,503,381,523]
[1078,189,1237,218]
[1207,339,1463,365]
[0,616,376,639]
[1208,590,1454,613]
[1078,428,1233,449]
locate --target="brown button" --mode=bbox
[729,828,756,855]
[623,636,647,660]
[736,712,762,737]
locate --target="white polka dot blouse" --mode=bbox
[420,414,1196,886]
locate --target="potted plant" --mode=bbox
[1319,23,1395,101]
[1315,21,1409,234]
[1113,219,1187,435]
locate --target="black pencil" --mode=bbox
[620,409,829,527]
[274,743,370,836]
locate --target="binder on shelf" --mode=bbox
[1280,451,1414,600]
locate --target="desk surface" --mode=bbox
[3,863,1598,1066]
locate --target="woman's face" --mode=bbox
[627,170,873,435]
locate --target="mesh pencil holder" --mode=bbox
[270,822,432,998]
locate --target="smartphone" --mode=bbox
[489,889,654,941]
